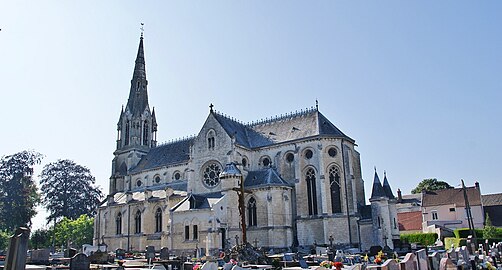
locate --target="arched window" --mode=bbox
[306,168,318,215]
[155,208,162,233]
[134,210,141,234]
[329,166,342,214]
[116,213,122,235]
[207,130,215,150]
[248,197,257,227]
[125,120,130,146]
[143,120,149,146]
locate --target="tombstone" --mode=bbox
[428,251,442,270]
[347,264,362,270]
[68,247,78,258]
[299,258,309,269]
[415,249,429,270]
[400,253,418,270]
[370,246,383,256]
[335,250,344,262]
[146,245,156,262]
[70,253,90,270]
[88,250,109,264]
[439,258,456,270]
[447,248,458,263]
[4,227,30,270]
[382,259,400,270]
[457,247,469,264]
[200,261,218,270]
[160,247,170,260]
[116,248,126,260]
[30,248,50,264]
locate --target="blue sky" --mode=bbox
[1,1,501,229]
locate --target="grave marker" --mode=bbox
[70,253,90,270]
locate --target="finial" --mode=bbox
[374,166,377,172]
[209,103,214,113]
[140,23,145,38]
[384,170,386,177]
[316,99,319,110]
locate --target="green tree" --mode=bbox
[30,228,54,249]
[0,150,43,230]
[39,159,104,222]
[53,215,94,248]
[0,230,10,251]
[484,213,497,239]
[411,178,453,194]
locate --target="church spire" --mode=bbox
[125,34,149,117]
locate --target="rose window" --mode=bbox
[202,162,221,188]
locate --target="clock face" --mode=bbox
[202,162,222,188]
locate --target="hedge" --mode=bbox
[454,228,502,239]
[400,233,438,246]
[444,237,466,249]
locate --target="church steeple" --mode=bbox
[125,35,149,117]
[111,33,158,194]
[115,34,157,151]
[382,171,395,199]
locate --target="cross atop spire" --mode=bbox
[140,23,144,38]
[209,103,214,113]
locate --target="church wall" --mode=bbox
[296,218,324,246]
[189,114,233,194]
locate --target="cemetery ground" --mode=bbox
[1,227,502,270]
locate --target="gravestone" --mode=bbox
[30,248,50,264]
[200,261,218,270]
[439,258,456,270]
[381,259,400,270]
[347,264,362,270]
[428,251,442,270]
[116,248,126,260]
[68,247,78,258]
[160,247,170,260]
[146,245,156,262]
[415,249,429,270]
[399,253,418,270]
[370,246,383,256]
[89,250,108,264]
[447,249,458,263]
[70,253,90,270]
[4,227,30,270]
[299,258,309,269]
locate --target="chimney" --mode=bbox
[475,182,480,189]
[397,188,403,203]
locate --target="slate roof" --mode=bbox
[130,138,193,174]
[212,113,273,148]
[382,174,395,199]
[482,193,502,206]
[212,108,353,149]
[109,181,188,205]
[171,192,223,212]
[358,204,372,220]
[370,171,386,200]
[422,186,481,207]
[244,167,291,188]
[126,35,149,117]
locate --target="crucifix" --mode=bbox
[253,238,259,247]
[209,103,214,112]
[329,235,334,248]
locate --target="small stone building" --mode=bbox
[93,34,398,254]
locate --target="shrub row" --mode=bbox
[453,228,502,239]
[400,233,438,246]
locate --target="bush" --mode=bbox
[0,230,11,251]
[453,228,484,238]
[400,233,438,246]
[444,237,466,249]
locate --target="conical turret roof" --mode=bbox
[382,171,395,199]
[370,168,386,200]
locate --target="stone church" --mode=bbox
[93,35,399,255]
